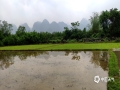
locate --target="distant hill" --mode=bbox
[11,18,90,33]
[21,23,31,32]
[58,22,68,31]
[32,21,41,32]
[49,21,61,32]
[67,18,90,30]
[41,19,50,32]
[11,24,17,34]
[32,19,69,33]
[78,18,90,30]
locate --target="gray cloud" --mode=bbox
[0,0,120,28]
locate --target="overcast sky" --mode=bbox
[0,0,120,28]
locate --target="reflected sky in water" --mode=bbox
[0,51,108,90]
[0,51,108,71]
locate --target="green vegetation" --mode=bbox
[0,43,120,50]
[0,8,120,46]
[108,51,120,90]
[100,8,120,37]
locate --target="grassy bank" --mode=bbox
[108,51,120,90]
[0,43,120,50]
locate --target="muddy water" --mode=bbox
[0,51,108,90]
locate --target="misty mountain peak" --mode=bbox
[51,21,57,24]
[81,18,89,24]
[58,22,65,24]
[11,24,17,34]
[58,22,68,30]
[22,23,28,26]
[36,21,41,23]
[78,18,90,30]
[21,23,31,31]
[42,19,49,24]
[13,18,89,33]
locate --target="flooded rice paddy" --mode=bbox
[0,51,109,90]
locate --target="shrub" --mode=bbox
[115,38,120,42]
[0,41,4,46]
[66,39,77,43]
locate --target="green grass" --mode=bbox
[0,44,60,50]
[0,43,120,50]
[107,51,120,90]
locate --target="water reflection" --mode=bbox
[90,51,108,71]
[0,51,14,70]
[0,51,108,71]
[0,51,108,90]
[71,51,80,61]
[65,51,80,61]
[64,51,108,70]
[0,51,48,70]
[17,51,49,60]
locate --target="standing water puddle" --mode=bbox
[0,51,108,90]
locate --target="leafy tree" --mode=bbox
[16,26,26,37]
[89,12,101,34]
[100,8,120,37]
[71,21,80,30]
[70,21,81,41]
[51,32,63,40]
[82,28,87,38]
[63,27,71,40]
[99,10,110,37]
[109,8,120,37]
[0,20,12,39]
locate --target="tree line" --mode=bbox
[0,8,120,46]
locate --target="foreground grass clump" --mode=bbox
[107,51,120,90]
[1,43,120,50]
